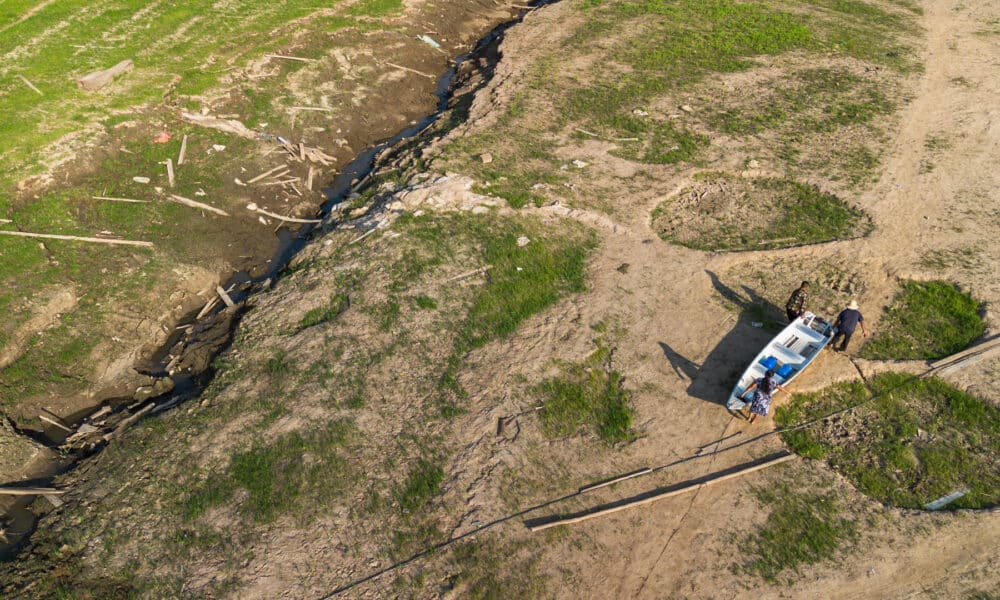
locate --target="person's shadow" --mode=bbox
[659,271,785,406]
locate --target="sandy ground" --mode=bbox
[406,0,1000,597]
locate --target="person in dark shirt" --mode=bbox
[785,281,809,322]
[831,300,868,352]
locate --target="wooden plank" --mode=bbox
[0,487,65,496]
[177,134,188,166]
[247,204,321,224]
[306,167,315,191]
[169,194,229,217]
[165,158,175,188]
[92,196,149,204]
[0,230,153,247]
[528,453,796,532]
[288,106,333,112]
[579,468,653,494]
[38,414,73,433]
[266,54,316,62]
[76,59,133,90]
[216,286,235,307]
[247,165,287,184]
[445,265,493,282]
[384,62,434,79]
[934,344,1000,377]
[17,74,43,95]
[929,334,1000,369]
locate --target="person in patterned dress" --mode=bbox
[743,369,791,424]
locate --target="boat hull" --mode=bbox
[727,312,833,411]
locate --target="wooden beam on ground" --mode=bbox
[247,165,287,184]
[38,413,73,433]
[0,230,153,247]
[17,74,43,95]
[0,487,65,496]
[306,167,315,191]
[288,106,332,112]
[445,265,493,283]
[528,453,796,532]
[169,194,229,217]
[177,134,188,166]
[216,286,235,307]
[165,158,175,187]
[929,334,1000,369]
[384,62,434,79]
[92,196,149,204]
[266,54,316,62]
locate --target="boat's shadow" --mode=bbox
[659,271,785,407]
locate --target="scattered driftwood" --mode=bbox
[266,54,316,62]
[306,167,315,191]
[76,59,133,91]
[43,493,65,508]
[247,165,288,184]
[528,453,796,532]
[169,194,229,217]
[349,227,380,245]
[289,106,333,112]
[92,195,149,204]
[0,487,65,496]
[180,111,257,140]
[0,230,153,247]
[0,219,12,224]
[215,286,235,308]
[177,134,188,166]
[445,265,493,283]
[38,413,73,433]
[165,158,175,187]
[17,74,43,95]
[104,403,154,441]
[384,62,434,79]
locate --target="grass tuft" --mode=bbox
[535,344,635,444]
[860,281,984,360]
[738,482,857,583]
[776,373,1000,509]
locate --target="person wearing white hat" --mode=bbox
[830,299,868,352]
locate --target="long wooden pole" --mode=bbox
[529,453,796,532]
[0,230,153,247]
[0,487,65,496]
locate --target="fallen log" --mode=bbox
[0,230,153,247]
[169,194,229,217]
[76,59,133,91]
[528,453,796,532]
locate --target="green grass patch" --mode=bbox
[776,373,1000,509]
[651,174,872,251]
[449,538,547,599]
[535,343,635,444]
[413,295,438,310]
[860,281,984,360]
[184,419,356,522]
[298,293,349,330]
[397,458,445,513]
[737,481,858,583]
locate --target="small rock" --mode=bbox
[617,263,630,274]
[632,108,648,116]
[132,176,150,184]
[571,159,588,169]
[480,152,493,164]
[747,159,760,169]
[212,144,226,152]
[680,104,694,113]
[516,236,530,247]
